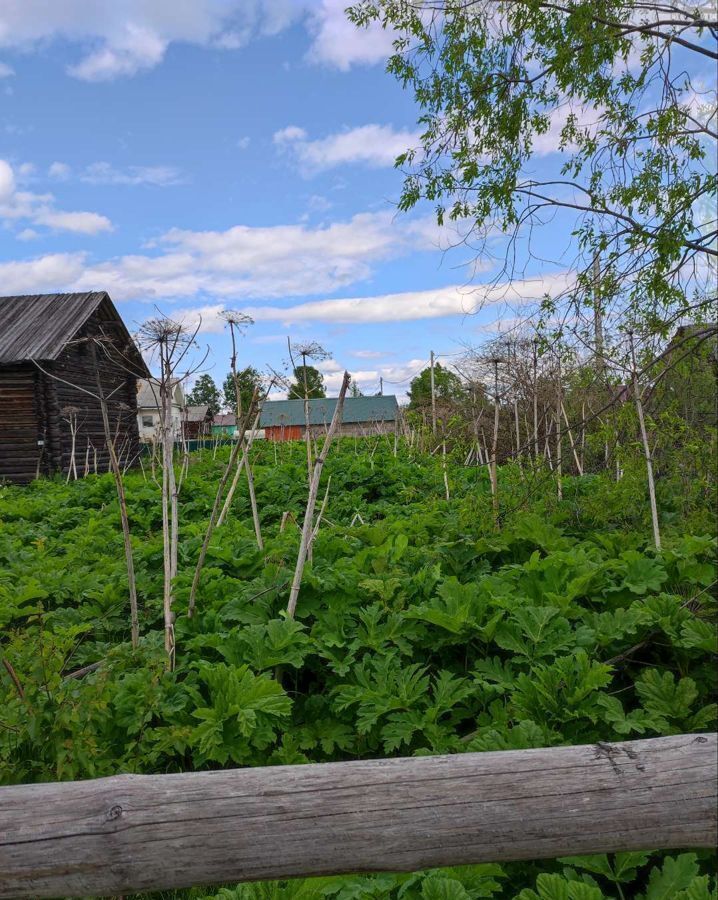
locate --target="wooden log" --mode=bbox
[0,733,715,898]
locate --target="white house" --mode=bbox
[136,378,185,441]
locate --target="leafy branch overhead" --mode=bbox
[350,0,717,335]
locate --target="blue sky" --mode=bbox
[0,1,575,398]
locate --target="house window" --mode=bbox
[142,415,154,428]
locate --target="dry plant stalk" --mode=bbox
[188,395,261,617]
[137,314,204,668]
[442,442,450,501]
[490,358,501,526]
[287,371,350,619]
[555,353,563,501]
[561,402,584,475]
[629,332,662,550]
[216,405,264,527]
[288,339,331,483]
[92,349,140,650]
[308,475,332,563]
[61,406,80,482]
[221,311,262,545]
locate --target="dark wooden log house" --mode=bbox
[0,292,150,483]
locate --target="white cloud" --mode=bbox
[17,227,38,241]
[243,274,573,325]
[0,159,16,201]
[81,161,183,186]
[275,123,419,173]
[0,1,305,82]
[305,0,395,71]
[0,158,113,235]
[236,136,251,150]
[48,160,182,186]
[305,194,332,214]
[351,349,385,359]
[0,2,391,82]
[48,161,71,180]
[0,209,451,301]
[273,125,308,144]
[0,62,14,77]
[67,23,166,81]
[33,209,113,235]
[0,252,87,295]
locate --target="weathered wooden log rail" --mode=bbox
[1,733,715,898]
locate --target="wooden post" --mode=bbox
[0,734,714,899]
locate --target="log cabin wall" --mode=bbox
[47,318,142,478]
[0,299,145,484]
[0,363,42,483]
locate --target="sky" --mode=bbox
[0,0,576,399]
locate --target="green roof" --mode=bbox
[260,395,399,428]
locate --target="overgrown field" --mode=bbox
[1,439,716,898]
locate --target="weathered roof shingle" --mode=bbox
[0,292,149,375]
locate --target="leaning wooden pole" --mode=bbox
[0,734,714,899]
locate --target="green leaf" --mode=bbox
[640,854,699,900]
[636,670,698,720]
[421,877,472,900]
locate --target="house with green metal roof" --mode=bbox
[260,395,399,441]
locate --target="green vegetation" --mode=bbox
[223,366,264,415]
[350,0,716,333]
[187,375,223,416]
[1,433,715,897]
[289,364,326,400]
[408,363,464,410]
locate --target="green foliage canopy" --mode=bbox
[223,366,263,417]
[289,365,326,399]
[409,362,464,409]
[349,0,717,334]
[186,374,222,415]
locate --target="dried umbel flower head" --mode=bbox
[136,316,186,346]
[221,310,254,333]
[293,340,331,362]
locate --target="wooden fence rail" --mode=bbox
[1,733,715,898]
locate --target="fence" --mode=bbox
[1,733,715,898]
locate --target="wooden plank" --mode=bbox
[0,733,715,898]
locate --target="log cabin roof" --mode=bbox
[0,291,149,375]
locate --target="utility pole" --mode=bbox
[379,376,383,396]
[430,350,436,436]
[593,253,604,376]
